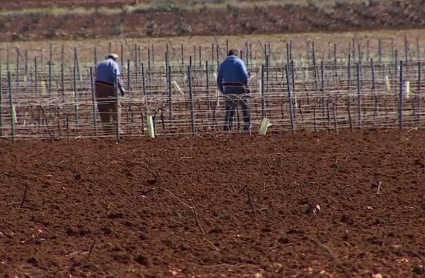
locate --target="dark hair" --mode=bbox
[107,53,118,60]
[228,49,238,56]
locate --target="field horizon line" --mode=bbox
[0,1,295,17]
[0,0,382,17]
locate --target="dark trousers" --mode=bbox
[222,84,251,131]
[94,81,122,135]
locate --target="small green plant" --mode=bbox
[113,18,124,36]
[155,2,177,12]
[146,20,155,36]
[176,17,192,35]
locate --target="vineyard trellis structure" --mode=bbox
[0,37,424,140]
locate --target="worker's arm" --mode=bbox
[236,58,249,86]
[117,78,125,95]
[111,61,121,77]
[111,62,126,95]
[216,64,224,93]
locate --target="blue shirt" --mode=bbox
[95,58,120,84]
[216,55,249,92]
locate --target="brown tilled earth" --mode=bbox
[1,0,425,41]
[1,130,425,277]
[0,0,389,10]
[2,1,425,278]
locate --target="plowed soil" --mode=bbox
[1,0,425,41]
[0,0,395,10]
[1,130,425,277]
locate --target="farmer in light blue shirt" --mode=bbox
[95,53,126,135]
[217,49,251,131]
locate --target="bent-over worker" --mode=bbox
[216,49,251,131]
[94,53,126,135]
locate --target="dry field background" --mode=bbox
[0,29,423,68]
[0,0,423,41]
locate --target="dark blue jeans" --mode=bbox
[222,86,251,131]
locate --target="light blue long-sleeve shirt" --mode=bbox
[95,58,125,93]
[95,58,121,84]
[216,55,249,93]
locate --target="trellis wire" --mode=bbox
[0,38,424,140]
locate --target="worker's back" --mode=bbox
[96,58,120,84]
[216,52,249,96]
[218,55,248,84]
[216,50,251,131]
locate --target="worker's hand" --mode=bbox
[121,88,126,97]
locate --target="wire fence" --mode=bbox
[0,38,424,140]
[0,35,422,72]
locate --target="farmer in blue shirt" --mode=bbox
[94,53,126,135]
[217,49,251,131]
